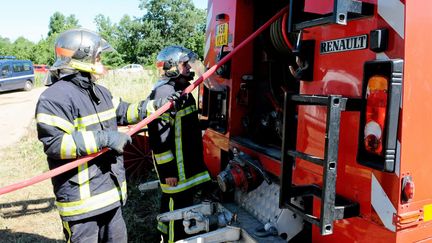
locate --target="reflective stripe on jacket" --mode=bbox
[36,75,145,221]
[148,80,211,194]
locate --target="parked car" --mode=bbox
[0,58,34,92]
[120,64,144,72]
[33,64,49,73]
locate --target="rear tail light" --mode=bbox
[357,60,403,172]
[364,75,388,155]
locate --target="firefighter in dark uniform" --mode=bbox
[147,46,211,242]
[35,29,154,243]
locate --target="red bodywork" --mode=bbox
[201,0,432,242]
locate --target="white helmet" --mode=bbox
[51,28,113,75]
[156,45,198,79]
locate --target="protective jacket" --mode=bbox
[36,73,147,221]
[147,79,211,194]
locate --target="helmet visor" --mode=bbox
[188,57,205,81]
[96,38,115,61]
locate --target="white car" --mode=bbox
[120,64,144,72]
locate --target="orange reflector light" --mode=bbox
[402,176,415,203]
[367,75,388,91]
[364,75,388,155]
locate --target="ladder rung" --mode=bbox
[288,150,324,166]
[290,95,332,106]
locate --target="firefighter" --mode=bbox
[35,28,153,243]
[147,45,211,242]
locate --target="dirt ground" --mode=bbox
[0,87,46,149]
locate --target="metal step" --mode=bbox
[279,94,360,235]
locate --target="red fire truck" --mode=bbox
[155,0,432,242]
[0,0,426,241]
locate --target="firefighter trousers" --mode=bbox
[62,206,127,243]
[158,190,194,243]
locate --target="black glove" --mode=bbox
[96,131,132,154]
[153,90,185,111]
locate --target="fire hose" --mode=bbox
[0,6,290,196]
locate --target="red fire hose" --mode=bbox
[0,5,290,196]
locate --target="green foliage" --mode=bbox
[0,37,35,60]
[48,12,80,36]
[94,14,116,44]
[0,36,13,55]
[48,12,66,36]
[101,51,124,68]
[93,0,206,66]
[11,37,33,60]
[30,34,57,65]
[115,15,145,64]
[95,15,125,67]
[140,0,206,59]
[137,0,206,63]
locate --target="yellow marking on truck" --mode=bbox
[216,23,228,46]
[424,204,432,222]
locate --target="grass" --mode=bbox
[0,122,63,242]
[0,70,162,242]
[99,69,158,103]
[34,73,47,88]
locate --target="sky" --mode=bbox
[0,0,207,43]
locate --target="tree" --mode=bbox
[48,12,65,36]
[134,20,164,64]
[31,34,57,65]
[48,12,80,36]
[94,14,126,67]
[0,37,12,56]
[95,14,116,43]
[65,15,80,29]
[116,15,146,64]
[137,0,206,64]
[93,1,206,66]
[10,37,34,60]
